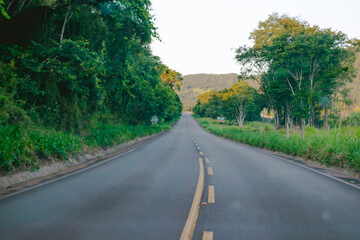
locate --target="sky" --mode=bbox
[150,0,360,75]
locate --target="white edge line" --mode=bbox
[271,154,360,191]
[197,121,360,191]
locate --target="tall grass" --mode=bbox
[85,122,171,148]
[0,121,172,173]
[0,125,30,171]
[197,117,360,172]
[29,130,82,160]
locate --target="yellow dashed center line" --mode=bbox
[191,137,215,238]
[208,185,215,203]
[207,167,213,176]
[180,157,204,240]
[202,231,213,240]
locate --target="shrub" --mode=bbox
[0,125,31,171]
[85,122,169,148]
[29,129,82,160]
[0,118,174,173]
[346,112,360,126]
[85,123,132,148]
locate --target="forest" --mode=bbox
[0,0,182,172]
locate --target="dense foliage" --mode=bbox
[0,0,182,129]
[236,13,358,137]
[193,81,264,125]
[0,0,182,172]
[193,14,360,174]
[0,121,173,172]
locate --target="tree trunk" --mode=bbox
[324,107,328,130]
[60,5,71,44]
[286,112,290,138]
[274,109,280,130]
[286,102,291,138]
[234,101,246,127]
[309,108,315,126]
[301,117,305,139]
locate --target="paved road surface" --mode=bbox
[1,113,360,239]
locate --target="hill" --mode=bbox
[178,53,359,112]
[178,73,259,111]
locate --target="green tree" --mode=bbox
[0,0,182,132]
[236,13,356,138]
[222,81,264,126]
[194,81,263,124]
[160,65,183,91]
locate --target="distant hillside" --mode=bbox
[178,58,360,112]
[178,73,259,111]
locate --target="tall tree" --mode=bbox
[236,13,356,137]
[0,0,183,130]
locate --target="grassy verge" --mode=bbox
[195,117,360,172]
[0,120,174,173]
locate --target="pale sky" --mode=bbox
[150,0,360,75]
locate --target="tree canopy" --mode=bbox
[0,0,182,132]
[193,81,264,124]
[236,13,357,135]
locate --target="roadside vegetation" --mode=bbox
[0,1,182,173]
[196,117,360,172]
[0,120,174,173]
[193,14,360,173]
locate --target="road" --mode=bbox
[1,113,360,239]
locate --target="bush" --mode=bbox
[29,129,82,160]
[0,125,31,171]
[346,112,360,126]
[85,123,132,148]
[85,122,170,148]
[0,118,174,173]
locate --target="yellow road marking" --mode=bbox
[208,185,215,203]
[207,167,213,176]
[205,158,209,163]
[202,231,213,240]
[200,152,204,156]
[180,158,204,240]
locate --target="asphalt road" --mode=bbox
[1,113,360,239]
